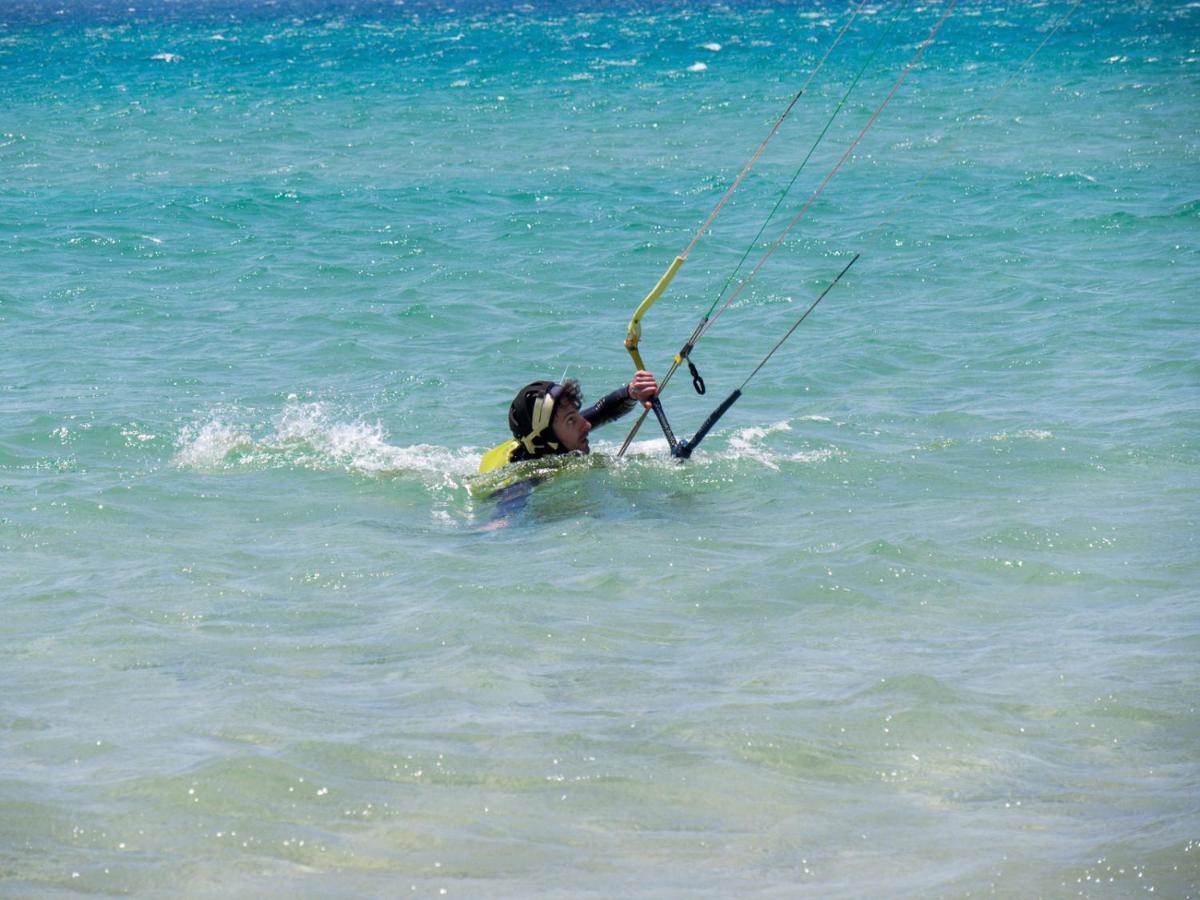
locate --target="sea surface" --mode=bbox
[2,0,1198,895]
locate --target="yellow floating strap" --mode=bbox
[479,439,519,474]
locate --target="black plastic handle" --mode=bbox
[673,389,741,460]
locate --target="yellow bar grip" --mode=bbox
[623,255,685,370]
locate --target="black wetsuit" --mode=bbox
[580,385,639,430]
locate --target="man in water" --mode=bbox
[504,370,659,462]
[477,370,659,527]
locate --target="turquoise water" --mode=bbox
[3,0,1198,894]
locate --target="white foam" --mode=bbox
[270,402,479,480]
[174,418,252,468]
[614,436,674,459]
[731,421,792,442]
[151,52,183,63]
[726,421,792,469]
[701,42,722,52]
[174,402,480,485]
[687,62,708,73]
[615,419,841,470]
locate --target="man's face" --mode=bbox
[552,402,591,453]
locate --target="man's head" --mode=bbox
[508,378,585,457]
[550,390,591,454]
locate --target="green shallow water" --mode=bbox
[2,0,1198,895]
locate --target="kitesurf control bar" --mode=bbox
[666,252,860,461]
[649,396,679,454]
[630,388,734,461]
[672,390,741,460]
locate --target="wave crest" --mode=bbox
[174,400,478,483]
[613,419,842,470]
